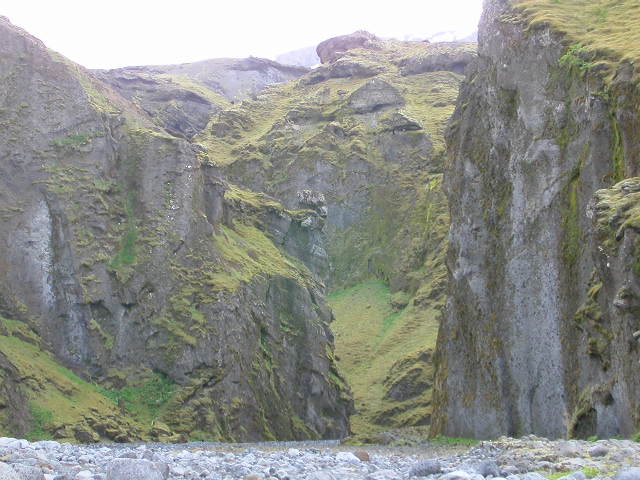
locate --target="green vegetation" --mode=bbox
[108,227,137,280]
[211,222,311,291]
[100,373,175,421]
[547,471,570,480]
[559,44,594,73]
[25,404,54,441]
[0,331,123,441]
[328,281,440,437]
[583,466,599,478]
[546,466,602,480]
[562,162,583,268]
[430,435,479,446]
[514,0,640,82]
[0,316,182,441]
[592,178,640,252]
[158,74,231,107]
[52,131,104,148]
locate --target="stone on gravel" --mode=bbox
[558,443,581,458]
[244,475,262,480]
[75,471,93,480]
[614,468,640,480]
[410,459,442,477]
[558,471,587,480]
[336,451,361,463]
[106,458,167,480]
[589,445,609,457]
[476,460,500,477]
[354,450,370,462]
[501,466,519,476]
[0,463,20,480]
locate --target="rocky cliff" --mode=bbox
[188,32,475,436]
[0,16,351,442]
[433,0,640,439]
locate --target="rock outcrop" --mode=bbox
[433,0,640,439]
[0,16,350,442]
[316,31,379,64]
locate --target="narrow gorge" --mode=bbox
[1,0,640,448]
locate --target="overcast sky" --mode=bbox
[2,0,483,69]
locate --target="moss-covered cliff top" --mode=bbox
[513,0,640,82]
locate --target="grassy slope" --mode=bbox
[328,281,441,438]
[0,316,177,441]
[513,0,640,81]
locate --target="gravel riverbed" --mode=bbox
[0,435,639,480]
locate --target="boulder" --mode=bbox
[348,79,404,114]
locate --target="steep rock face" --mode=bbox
[433,0,640,439]
[0,16,350,442]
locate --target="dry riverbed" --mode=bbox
[0,436,639,479]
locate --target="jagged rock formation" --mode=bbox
[433,0,640,439]
[94,59,308,139]
[0,16,350,442]
[191,35,475,435]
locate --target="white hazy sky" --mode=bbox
[2,0,483,69]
